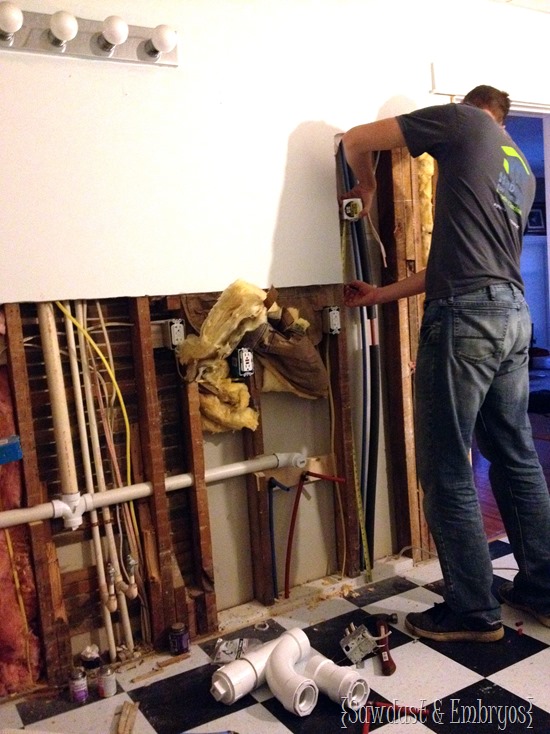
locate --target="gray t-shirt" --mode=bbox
[396,103,535,300]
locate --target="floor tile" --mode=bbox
[401,560,443,586]
[354,641,483,708]
[419,679,550,732]
[129,662,259,734]
[361,586,443,636]
[184,701,294,733]
[344,576,419,607]
[491,553,519,581]
[489,539,512,560]
[0,700,23,729]
[489,646,550,714]
[412,624,548,678]
[116,646,213,693]
[2,538,545,734]
[271,596,360,630]
[24,692,156,733]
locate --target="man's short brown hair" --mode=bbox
[462,85,511,124]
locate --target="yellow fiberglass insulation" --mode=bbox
[177,280,266,433]
[417,152,435,267]
[196,359,258,433]
[177,280,267,371]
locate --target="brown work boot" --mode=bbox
[405,602,504,642]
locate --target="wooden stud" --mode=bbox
[322,284,361,578]
[377,149,435,562]
[129,297,176,642]
[242,370,274,605]
[179,380,217,633]
[4,303,72,684]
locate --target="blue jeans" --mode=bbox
[415,283,550,624]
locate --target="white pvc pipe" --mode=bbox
[37,302,79,496]
[265,628,318,717]
[0,453,306,530]
[76,301,134,653]
[303,652,369,711]
[210,637,281,704]
[211,629,370,717]
[64,302,117,661]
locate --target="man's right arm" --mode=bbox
[341,118,406,217]
[344,270,426,308]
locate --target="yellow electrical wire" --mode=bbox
[55,301,132,486]
[56,300,152,641]
[87,306,143,570]
[0,497,32,677]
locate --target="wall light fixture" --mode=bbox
[0,6,178,66]
[49,10,78,48]
[98,15,129,54]
[0,1,23,42]
[146,24,177,58]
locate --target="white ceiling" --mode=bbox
[490,0,550,11]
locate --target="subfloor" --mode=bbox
[1,537,549,733]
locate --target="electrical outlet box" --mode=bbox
[151,319,186,350]
[340,623,377,664]
[322,306,341,334]
[166,319,185,348]
[230,347,254,379]
[342,198,363,221]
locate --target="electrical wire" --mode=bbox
[54,301,132,486]
[283,472,306,599]
[324,337,347,579]
[55,300,150,643]
[340,220,370,577]
[0,496,32,677]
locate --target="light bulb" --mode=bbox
[0,2,23,40]
[148,24,177,55]
[101,15,128,48]
[49,10,78,46]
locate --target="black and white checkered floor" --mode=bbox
[2,538,550,733]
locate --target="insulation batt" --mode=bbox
[177,280,328,431]
[197,359,259,433]
[0,365,41,695]
[178,279,267,368]
[177,280,266,433]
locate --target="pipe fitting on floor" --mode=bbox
[211,637,281,704]
[265,628,318,717]
[304,652,369,710]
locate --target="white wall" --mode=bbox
[3,0,550,609]
[3,0,549,302]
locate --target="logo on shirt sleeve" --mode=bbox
[497,145,531,216]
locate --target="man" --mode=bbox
[342,85,550,642]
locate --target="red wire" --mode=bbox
[283,470,346,598]
[305,470,346,483]
[284,473,306,599]
[362,705,370,734]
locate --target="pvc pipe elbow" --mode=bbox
[274,452,306,469]
[265,628,318,717]
[211,637,280,704]
[304,653,369,711]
